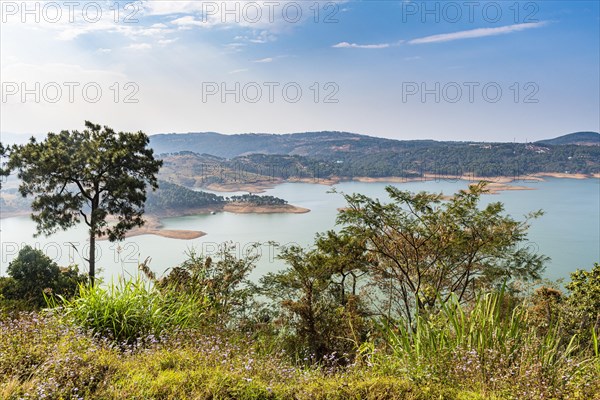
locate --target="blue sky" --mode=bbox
[1,0,598,141]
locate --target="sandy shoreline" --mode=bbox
[287,177,342,186]
[96,215,206,241]
[349,173,599,194]
[95,201,310,240]
[204,176,341,193]
[223,203,310,214]
[198,172,598,194]
[532,172,591,180]
[205,181,281,194]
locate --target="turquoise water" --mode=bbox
[1,178,598,283]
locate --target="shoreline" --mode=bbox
[95,202,309,240]
[204,181,282,194]
[199,172,598,194]
[223,203,310,214]
[96,215,206,241]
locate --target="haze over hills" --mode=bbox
[149,131,445,159]
[2,130,597,154]
[149,131,600,159]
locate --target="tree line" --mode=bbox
[229,193,288,206]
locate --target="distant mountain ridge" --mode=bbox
[149,130,600,159]
[535,132,600,146]
[150,131,449,158]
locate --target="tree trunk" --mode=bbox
[89,230,96,286]
[89,195,99,286]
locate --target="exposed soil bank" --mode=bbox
[96,216,206,241]
[95,202,310,240]
[223,203,310,214]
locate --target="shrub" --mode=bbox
[146,243,258,327]
[1,245,86,310]
[58,276,204,345]
[564,262,600,349]
[260,233,371,365]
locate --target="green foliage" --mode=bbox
[9,121,163,284]
[57,276,202,345]
[145,180,225,213]
[527,286,564,337]
[147,243,258,326]
[230,193,288,206]
[261,232,371,363]
[564,262,600,348]
[337,182,547,325]
[0,245,86,310]
[0,142,10,189]
[371,290,596,398]
[143,181,289,213]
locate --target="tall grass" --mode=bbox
[55,276,205,345]
[371,291,597,398]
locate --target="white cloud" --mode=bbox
[234,34,269,44]
[332,42,390,49]
[171,16,207,28]
[5,5,173,42]
[148,1,349,39]
[229,68,249,74]
[253,57,273,63]
[142,1,207,16]
[249,30,277,44]
[158,39,178,46]
[97,48,112,54]
[128,43,152,50]
[409,22,547,44]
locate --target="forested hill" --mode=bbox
[149,131,437,159]
[536,132,600,146]
[153,131,600,181]
[149,131,600,170]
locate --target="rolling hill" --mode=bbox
[536,132,600,146]
[149,131,439,159]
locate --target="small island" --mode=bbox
[106,181,309,239]
[0,180,310,240]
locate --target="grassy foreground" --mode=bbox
[1,313,488,400]
[1,306,598,400]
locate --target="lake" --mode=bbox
[1,178,598,284]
